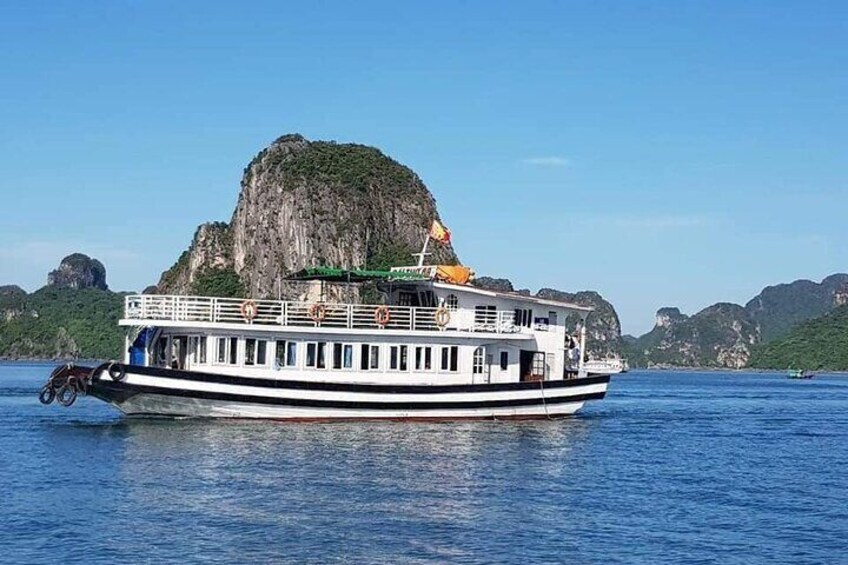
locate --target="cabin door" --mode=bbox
[173,336,189,370]
[519,350,545,382]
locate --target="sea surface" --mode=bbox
[1,362,847,564]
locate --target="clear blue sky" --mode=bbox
[1,1,846,335]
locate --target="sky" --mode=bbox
[1,1,846,335]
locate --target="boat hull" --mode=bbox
[87,365,610,420]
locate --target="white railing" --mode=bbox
[124,295,523,334]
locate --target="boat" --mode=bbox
[786,369,814,379]
[39,230,610,420]
[584,358,628,375]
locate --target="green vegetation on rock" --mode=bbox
[0,287,123,360]
[190,269,246,298]
[747,305,848,370]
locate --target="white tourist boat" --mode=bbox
[41,260,610,420]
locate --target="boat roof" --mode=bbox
[431,281,593,313]
[287,265,592,313]
[287,267,429,283]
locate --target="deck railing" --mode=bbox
[124,295,522,334]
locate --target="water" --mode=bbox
[2,362,847,564]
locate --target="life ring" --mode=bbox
[434,307,450,327]
[374,305,391,327]
[39,386,55,405]
[108,362,126,382]
[308,303,327,323]
[56,384,77,407]
[240,300,258,322]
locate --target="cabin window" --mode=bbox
[198,337,207,364]
[390,345,408,371]
[306,342,327,369]
[473,347,485,374]
[548,311,558,326]
[333,343,354,370]
[360,344,379,370]
[275,340,297,368]
[414,346,433,371]
[440,346,458,372]
[444,294,459,311]
[397,291,416,307]
[474,305,497,327]
[245,339,267,366]
[228,337,238,365]
[515,308,533,328]
[500,350,509,371]
[532,352,546,378]
[216,337,227,364]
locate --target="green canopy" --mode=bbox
[286,267,428,283]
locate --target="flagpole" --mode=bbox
[416,232,430,267]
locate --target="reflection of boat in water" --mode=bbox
[39,231,611,420]
[787,369,814,379]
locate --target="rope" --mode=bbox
[538,379,551,420]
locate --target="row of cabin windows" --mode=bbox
[176,336,466,373]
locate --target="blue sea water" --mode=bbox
[1,362,847,564]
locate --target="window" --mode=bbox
[306,342,327,369]
[197,336,207,364]
[473,347,485,374]
[440,346,459,372]
[474,305,497,327]
[500,350,509,371]
[414,346,433,371]
[216,337,227,364]
[360,344,379,370]
[228,337,238,365]
[390,345,408,371]
[190,336,207,365]
[444,294,459,311]
[333,343,354,369]
[275,340,297,368]
[245,338,267,366]
[532,352,546,378]
[397,292,415,306]
[515,308,533,328]
[548,311,558,326]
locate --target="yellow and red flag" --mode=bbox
[429,219,451,243]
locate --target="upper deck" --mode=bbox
[121,294,533,336]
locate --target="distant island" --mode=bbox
[1,133,846,370]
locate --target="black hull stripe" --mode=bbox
[91,381,607,411]
[108,364,611,394]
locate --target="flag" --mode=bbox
[429,219,451,243]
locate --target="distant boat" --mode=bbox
[787,369,814,379]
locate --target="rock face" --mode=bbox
[159,134,458,296]
[630,304,759,368]
[472,277,515,293]
[47,254,108,291]
[744,273,848,342]
[536,288,624,359]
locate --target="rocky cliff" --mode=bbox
[47,253,108,291]
[744,274,848,342]
[629,304,759,369]
[158,134,458,296]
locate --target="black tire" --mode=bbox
[38,386,55,405]
[68,376,86,395]
[57,384,77,407]
[107,362,126,382]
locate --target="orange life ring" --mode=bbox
[434,307,450,327]
[240,300,258,322]
[308,303,327,323]
[374,305,391,327]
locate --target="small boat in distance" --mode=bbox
[787,369,814,379]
